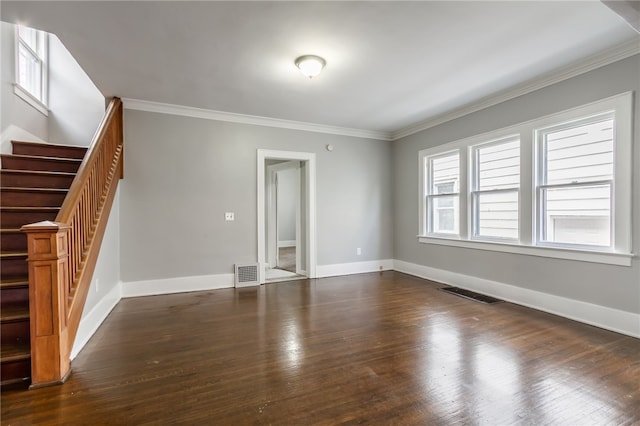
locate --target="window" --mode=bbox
[418,92,632,266]
[471,137,520,240]
[15,25,47,109]
[425,151,459,235]
[537,115,613,248]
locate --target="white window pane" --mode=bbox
[545,120,613,185]
[478,139,520,191]
[542,184,610,246]
[476,191,518,239]
[431,153,459,193]
[18,44,41,99]
[18,26,38,52]
[431,195,459,234]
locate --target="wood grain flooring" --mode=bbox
[2,271,639,425]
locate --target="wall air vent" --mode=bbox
[235,263,261,287]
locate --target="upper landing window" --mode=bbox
[418,92,633,266]
[15,25,48,110]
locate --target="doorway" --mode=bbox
[257,150,316,283]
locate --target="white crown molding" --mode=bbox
[391,39,640,141]
[124,40,638,143]
[123,98,393,141]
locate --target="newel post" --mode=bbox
[21,221,72,388]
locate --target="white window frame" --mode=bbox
[469,136,521,242]
[423,150,462,237]
[14,25,48,115]
[534,113,615,251]
[418,92,633,267]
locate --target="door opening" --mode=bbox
[258,150,316,283]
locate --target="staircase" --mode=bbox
[1,141,87,387]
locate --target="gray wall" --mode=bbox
[393,54,640,314]
[120,110,393,282]
[277,166,298,244]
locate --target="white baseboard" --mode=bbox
[317,259,394,278]
[122,273,235,298]
[393,260,640,338]
[278,240,296,248]
[71,283,122,360]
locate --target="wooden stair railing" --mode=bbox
[21,97,124,388]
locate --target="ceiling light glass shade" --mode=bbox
[295,55,326,78]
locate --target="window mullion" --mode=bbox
[459,147,468,239]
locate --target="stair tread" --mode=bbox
[1,207,60,211]
[1,154,82,163]
[12,140,88,151]
[0,228,22,233]
[0,251,27,258]
[0,342,30,363]
[0,187,69,193]
[0,278,29,289]
[0,303,30,322]
[0,169,76,176]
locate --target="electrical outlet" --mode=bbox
[356,247,362,256]
[225,212,235,221]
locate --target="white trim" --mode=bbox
[393,260,640,338]
[123,98,391,141]
[417,236,633,266]
[70,282,122,359]
[258,149,317,283]
[13,84,48,116]
[392,39,640,140]
[316,259,394,278]
[121,273,234,298]
[418,92,633,263]
[278,240,296,248]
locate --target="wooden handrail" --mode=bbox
[22,97,124,388]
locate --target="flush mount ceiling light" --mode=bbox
[295,55,326,79]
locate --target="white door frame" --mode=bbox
[258,149,316,283]
[265,160,301,270]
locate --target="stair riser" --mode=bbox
[1,156,81,173]
[0,258,28,280]
[0,359,30,386]
[0,190,67,207]
[0,172,75,189]
[1,288,29,309]
[1,321,30,346]
[1,211,58,228]
[12,142,87,160]
[0,232,26,252]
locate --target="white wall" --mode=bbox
[120,109,394,284]
[1,22,105,152]
[72,189,122,358]
[1,22,48,153]
[393,54,640,315]
[48,34,105,147]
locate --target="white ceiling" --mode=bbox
[2,1,638,138]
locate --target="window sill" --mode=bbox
[417,235,633,266]
[14,84,48,116]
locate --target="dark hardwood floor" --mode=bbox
[2,271,639,425]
